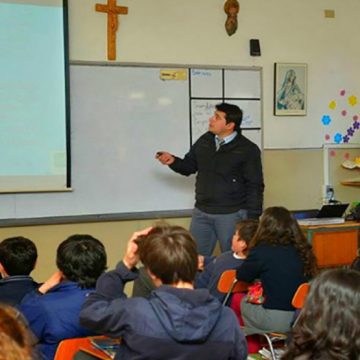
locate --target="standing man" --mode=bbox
[156,102,264,256]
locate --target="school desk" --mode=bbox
[301,221,360,268]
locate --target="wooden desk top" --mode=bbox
[301,221,360,230]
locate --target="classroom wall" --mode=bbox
[67,0,359,205]
[1,0,359,281]
[0,218,191,287]
[69,0,360,149]
[264,149,324,209]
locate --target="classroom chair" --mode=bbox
[217,269,251,306]
[217,270,309,360]
[54,336,112,360]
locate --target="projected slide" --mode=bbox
[0,0,69,192]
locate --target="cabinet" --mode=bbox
[301,222,359,268]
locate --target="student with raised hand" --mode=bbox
[132,219,258,300]
[195,219,258,302]
[0,236,39,306]
[156,102,264,256]
[235,206,317,334]
[80,223,248,360]
[282,268,360,360]
[19,234,107,360]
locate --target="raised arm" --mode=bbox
[79,228,152,337]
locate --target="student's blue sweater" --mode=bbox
[195,251,245,302]
[19,281,97,360]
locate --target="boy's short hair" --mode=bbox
[56,234,107,289]
[137,224,198,285]
[215,103,243,129]
[0,237,37,276]
[235,219,259,245]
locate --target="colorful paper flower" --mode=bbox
[329,100,336,110]
[348,95,358,106]
[334,133,342,143]
[322,115,331,125]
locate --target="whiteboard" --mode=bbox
[190,99,261,147]
[224,69,261,98]
[190,69,222,98]
[243,129,262,149]
[190,99,219,143]
[190,68,262,146]
[0,64,262,221]
[230,100,261,128]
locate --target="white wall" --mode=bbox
[69,0,360,149]
[2,0,359,281]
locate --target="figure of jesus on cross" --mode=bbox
[95,0,128,60]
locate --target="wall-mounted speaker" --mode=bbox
[250,39,261,56]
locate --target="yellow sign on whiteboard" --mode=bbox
[160,69,187,81]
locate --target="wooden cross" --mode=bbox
[95,0,128,60]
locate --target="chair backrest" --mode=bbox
[218,272,309,309]
[291,283,309,309]
[217,270,250,293]
[54,336,110,360]
[217,270,250,305]
[54,337,92,360]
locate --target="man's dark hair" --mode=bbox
[137,223,198,285]
[216,102,243,129]
[56,234,107,289]
[0,237,37,276]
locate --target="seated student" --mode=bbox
[132,220,258,301]
[283,268,360,360]
[234,206,317,334]
[195,219,258,302]
[0,237,39,306]
[80,223,248,360]
[0,304,35,360]
[19,234,107,360]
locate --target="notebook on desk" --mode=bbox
[297,204,349,226]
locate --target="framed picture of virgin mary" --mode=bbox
[274,63,307,116]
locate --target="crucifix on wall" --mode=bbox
[95,0,128,60]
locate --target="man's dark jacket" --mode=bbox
[169,132,264,216]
